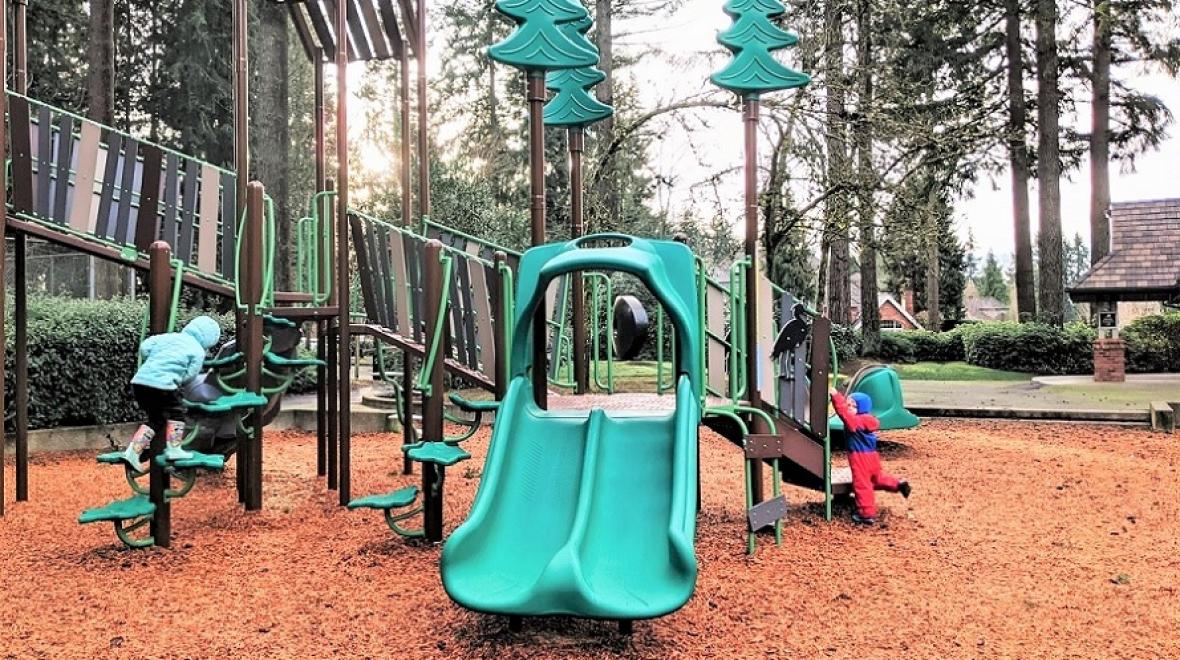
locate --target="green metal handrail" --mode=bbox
[585,272,614,393]
[415,250,455,398]
[422,217,521,258]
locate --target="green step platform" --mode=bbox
[79,495,155,524]
[348,485,420,511]
[96,451,145,473]
[155,450,226,471]
[184,391,268,414]
[404,442,470,466]
[264,351,327,368]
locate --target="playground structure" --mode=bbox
[0,0,919,633]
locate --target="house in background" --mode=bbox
[849,275,923,331]
[962,281,1010,322]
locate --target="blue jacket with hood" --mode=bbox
[131,316,222,391]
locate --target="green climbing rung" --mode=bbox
[348,486,420,511]
[204,352,244,368]
[184,391,268,413]
[404,441,470,466]
[155,451,226,471]
[79,495,155,524]
[448,392,500,413]
[264,351,327,368]
[263,314,297,329]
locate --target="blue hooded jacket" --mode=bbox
[131,316,222,391]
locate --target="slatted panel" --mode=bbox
[176,159,201,263]
[321,0,360,60]
[285,0,407,63]
[135,144,164,252]
[113,139,139,245]
[196,165,221,273]
[389,231,412,336]
[706,282,729,397]
[469,260,496,380]
[350,216,381,324]
[51,114,75,222]
[756,272,776,403]
[68,121,102,233]
[35,105,54,216]
[376,0,404,57]
[344,0,374,60]
[10,96,34,213]
[219,172,237,277]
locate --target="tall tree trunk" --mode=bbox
[856,0,879,351]
[925,181,941,332]
[592,0,617,231]
[824,0,851,325]
[1035,0,1064,326]
[1005,0,1036,322]
[1090,0,1112,264]
[86,0,114,125]
[254,4,291,288]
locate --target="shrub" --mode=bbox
[1123,312,1180,373]
[4,297,317,430]
[900,329,966,362]
[874,332,916,363]
[959,322,1095,374]
[830,325,862,365]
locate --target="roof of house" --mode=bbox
[965,295,1009,321]
[853,293,923,330]
[1070,199,1180,302]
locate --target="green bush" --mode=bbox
[959,322,1095,374]
[1123,312,1180,373]
[875,332,916,363]
[903,328,966,362]
[4,297,317,430]
[830,325,862,365]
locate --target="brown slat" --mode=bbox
[467,243,496,379]
[389,230,412,335]
[809,318,832,437]
[345,0,375,60]
[51,114,75,222]
[305,1,336,57]
[744,434,784,460]
[287,3,321,62]
[706,283,728,396]
[757,271,776,402]
[135,144,164,251]
[359,0,392,59]
[376,0,404,58]
[396,0,418,56]
[68,121,102,233]
[9,95,34,213]
[196,164,221,273]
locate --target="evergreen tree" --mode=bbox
[976,251,1010,304]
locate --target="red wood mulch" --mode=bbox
[2,419,1178,658]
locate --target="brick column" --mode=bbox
[1093,338,1126,383]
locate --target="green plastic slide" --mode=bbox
[830,364,920,432]
[441,234,703,620]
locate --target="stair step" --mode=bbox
[79,495,155,524]
[348,485,420,511]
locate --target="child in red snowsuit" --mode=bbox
[830,388,911,524]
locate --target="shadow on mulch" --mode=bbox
[452,613,635,655]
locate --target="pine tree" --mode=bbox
[488,0,598,71]
[544,18,613,127]
[976,251,1010,304]
[711,0,811,94]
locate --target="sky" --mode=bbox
[619,0,1180,259]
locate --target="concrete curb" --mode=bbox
[910,405,1150,424]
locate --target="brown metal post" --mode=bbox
[12,0,28,503]
[313,58,327,478]
[402,352,414,474]
[147,242,173,546]
[336,0,353,506]
[416,0,430,220]
[244,183,266,510]
[422,240,445,542]
[400,50,412,226]
[0,0,8,516]
[743,97,766,505]
[493,251,509,400]
[527,72,548,409]
[324,180,337,487]
[233,0,249,209]
[569,128,588,394]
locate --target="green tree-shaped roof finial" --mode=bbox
[711,0,811,96]
[488,0,599,72]
[544,18,614,126]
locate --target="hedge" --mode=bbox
[4,297,317,431]
[959,322,1095,374]
[1123,312,1180,373]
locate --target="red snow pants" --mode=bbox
[848,451,900,518]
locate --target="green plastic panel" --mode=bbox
[264,351,327,368]
[543,19,613,127]
[441,375,700,620]
[711,0,811,95]
[829,365,920,432]
[79,495,156,524]
[449,392,500,413]
[487,0,598,72]
[155,450,226,471]
[405,442,471,466]
[348,486,420,511]
[184,391,268,414]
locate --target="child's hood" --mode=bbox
[182,316,222,349]
[850,392,873,414]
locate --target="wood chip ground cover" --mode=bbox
[1,420,1177,658]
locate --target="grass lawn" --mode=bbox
[890,361,1031,382]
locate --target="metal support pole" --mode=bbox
[402,352,415,474]
[336,0,352,506]
[324,179,337,486]
[231,0,251,504]
[0,0,8,516]
[13,0,28,503]
[416,0,429,220]
[400,50,412,227]
[422,240,445,542]
[244,182,266,511]
[569,128,588,394]
[743,97,766,505]
[147,243,173,546]
[527,72,547,409]
[493,251,509,401]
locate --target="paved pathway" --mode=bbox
[902,374,1180,411]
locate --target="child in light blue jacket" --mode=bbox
[120,316,222,469]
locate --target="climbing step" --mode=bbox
[264,351,327,368]
[204,351,244,368]
[263,314,297,329]
[184,391,268,414]
[404,441,470,466]
[96,451,145,473]
[348,485,420,511]
[78,495,156,524]
[155,450,226,471]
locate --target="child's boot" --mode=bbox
[121,425,153,471]
[162,420,193,461]
[851,512,876,525]
[898,481,912,498]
